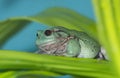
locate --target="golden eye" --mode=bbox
[44,30,52,36]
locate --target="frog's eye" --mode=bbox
[44,30,52,36]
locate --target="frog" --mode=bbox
[36,26,106,59]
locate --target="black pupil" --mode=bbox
[44,30,52,36]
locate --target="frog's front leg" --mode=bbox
[64,39,81,57]
[35,49,48,54]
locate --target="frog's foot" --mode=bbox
[35,50,41,54]
[61,52,78,57]
[35,50,47,54]
[94,47,109,60]
[94,52,107,60]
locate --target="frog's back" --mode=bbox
[71,30,101,58]
[52,26,100,58]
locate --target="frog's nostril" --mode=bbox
[36,33,41,39]
[44,30,52,36]
[36,33,39,37]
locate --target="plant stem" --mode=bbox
[92,0,120,77]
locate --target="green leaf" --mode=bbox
[0,50,114,78]
[93,0,120,77]
[0,19,30,47]
[34,7,98,40]
[0,71,61,78]
[0,7,98,47]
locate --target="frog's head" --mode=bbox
[36,27,69,54]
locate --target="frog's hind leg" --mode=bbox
[94,52,106,60]
[94,47,109,60]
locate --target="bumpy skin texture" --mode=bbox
[36,26,104,59]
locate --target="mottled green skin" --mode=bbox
[36,26,101,58]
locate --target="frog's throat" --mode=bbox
[38,36,74,55]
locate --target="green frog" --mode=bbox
[36,26,106,59]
